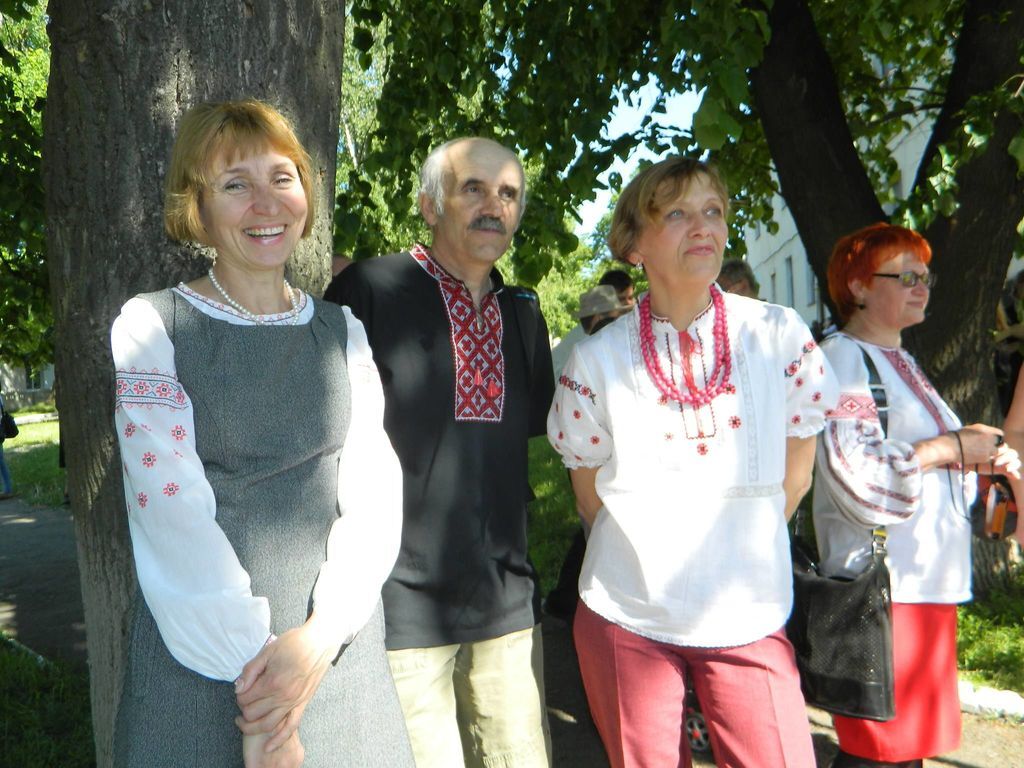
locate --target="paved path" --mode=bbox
[2,495,1020,766]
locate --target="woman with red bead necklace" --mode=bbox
[547,156,837,767]
[813,223,1019,768]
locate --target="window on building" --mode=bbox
[806,263,818,307]
[785,257,795,307]
[25,366,43,391]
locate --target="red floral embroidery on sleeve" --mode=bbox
[573,410,582,420]
[696,443,709,455]
[141,452,157,468]
[162,483,180,496]
[170,425,187,441]
[590,435,600,445]
[791,415,802,424]
[124,423,136,438]
[795,377,804,387]
[137,492,148,508]
[812,392,822,402]
[729,416,741,429]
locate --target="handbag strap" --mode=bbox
[859,346,888,435]
[856,343,889,551]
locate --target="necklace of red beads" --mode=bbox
[638,285,733,407]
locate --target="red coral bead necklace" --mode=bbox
[638,284,733,407]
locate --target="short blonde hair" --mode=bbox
[164,99,316,244]
[608,157,730,262]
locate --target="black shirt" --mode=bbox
[325,250,555,649]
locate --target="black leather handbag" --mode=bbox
[787,530,895,721]
[786,343,895,721]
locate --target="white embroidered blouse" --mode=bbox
[111,285,402,682]
[812,332,974,603]
[547,292,838,648]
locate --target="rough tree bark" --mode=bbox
[42,2,343,763]
[751,0,1024,591]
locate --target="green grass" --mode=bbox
[2,420,65,507]
[527,436,579,595]
[0,636,94,768]
[958,576,1024,693]
[12,401,58,416]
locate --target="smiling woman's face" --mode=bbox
[200,149,308,275]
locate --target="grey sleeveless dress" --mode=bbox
[113,289,414,767]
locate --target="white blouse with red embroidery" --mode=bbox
[813,332,974,604]
[547,292,837,648]
[111,285,402,682]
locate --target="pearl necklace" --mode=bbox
[207,268,299,325]
[638,285,733,407]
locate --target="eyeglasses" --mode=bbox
[872,271,937,289]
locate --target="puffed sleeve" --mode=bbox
[112,296,271,682]
[547,343,611,469]
[776,309,839,438]
[815,335,923,527]
[310,308,402,647]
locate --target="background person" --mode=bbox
[813,222,1019,768]
[551,283,633,381]
[111,99,413,768]
[597,268,637,308]
[716,257,760,299]
[325,137,554,768]
[0,389,14,499]
[548,156,835,767]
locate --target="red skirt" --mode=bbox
[833,602,961,761]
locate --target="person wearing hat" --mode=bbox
[551,284,632,380]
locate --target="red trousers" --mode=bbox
[574,601,815,768]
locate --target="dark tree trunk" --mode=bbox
[751,0,1024,591]
[42,2,343,763]
[749,0,887,317]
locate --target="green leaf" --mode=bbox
[1009,134,1024,175]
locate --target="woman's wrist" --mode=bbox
[913,431,958,471]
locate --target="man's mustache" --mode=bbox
[469,216,506,234]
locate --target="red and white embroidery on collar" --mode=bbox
[410,244,506,422]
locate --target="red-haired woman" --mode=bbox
[814,223,1019,767]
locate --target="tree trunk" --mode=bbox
[42,2,342,763]
[749,0,887,319]
[751,0,1024,593]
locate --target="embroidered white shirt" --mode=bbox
[111,285,402,681]
[813,332,974,603]
[547,293,837,647]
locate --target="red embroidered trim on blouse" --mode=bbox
[880,349,948,434]
[410,244,505,422]
[116,369,188,410]
[826,393,878,422]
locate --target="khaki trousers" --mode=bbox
[387,625,551,768]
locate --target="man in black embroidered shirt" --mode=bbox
[325,138,554,768]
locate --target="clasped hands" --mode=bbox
[235,614,339,768]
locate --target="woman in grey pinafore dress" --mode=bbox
[110,100,413,767]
